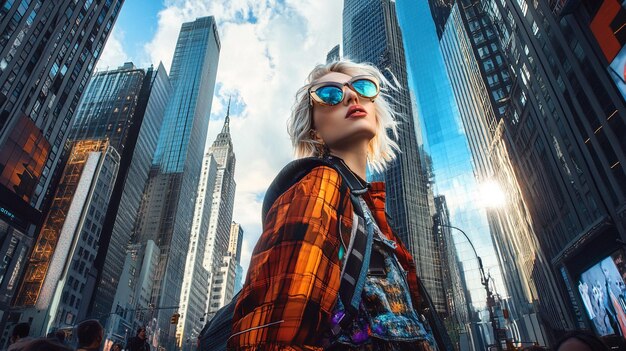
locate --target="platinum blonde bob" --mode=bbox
[287,60,400,173]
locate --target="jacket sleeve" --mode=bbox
[228,166,345,350]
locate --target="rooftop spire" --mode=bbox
[221,96,231,134]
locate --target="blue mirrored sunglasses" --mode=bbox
[309,75,380,106]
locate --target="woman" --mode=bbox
[228,60,444,350]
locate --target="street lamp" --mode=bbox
[438,223,504,351]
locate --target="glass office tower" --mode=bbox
[395,1,512,347]
[67,62,172,332]
[0,0,123,337]
[431,2,560,345]
[132,16,220,349]
[342,0,445,312]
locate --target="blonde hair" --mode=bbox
[287,60,399,173]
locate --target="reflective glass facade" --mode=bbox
[397,1,514,347]
[152,17,220,174]
[67,62,172,331]
[397,0,504,306]
[132,16,220,349]
[435,4,560,345]
[342,0,443,311]
[429,0,626,344]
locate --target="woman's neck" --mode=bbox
[329,143,368,180]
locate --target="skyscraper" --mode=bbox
[12,140,119,338]
[67,62,171,329]
[431,0,626,342]
[0,0,123,333]
[432,195,471,348]
[228,221,244,294]
[396,0,505,307]
[326,44,340,63]
[430,1,560,344]
[104,240,160,349]
[342,0,444,311]
[132,16,220,348]
[479,0,626,338]
[204,106,237,317]
[176,153,218,350]
[212,221,244,310]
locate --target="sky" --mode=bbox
[95,0,344,273]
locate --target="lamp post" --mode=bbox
[438,223,504,351]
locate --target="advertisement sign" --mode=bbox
[577,252,626,337]
[590,0,626,100]
[0,115,50,202]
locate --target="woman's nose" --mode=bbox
[343,85,359,105]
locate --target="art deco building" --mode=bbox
[210,221,243,316]
[176,153,217,350]
[204,108,237,317]
[0,0,123,337]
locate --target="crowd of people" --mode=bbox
[4,321,149,351]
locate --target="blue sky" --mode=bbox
[114,1,162,63]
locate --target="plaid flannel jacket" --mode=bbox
[228,166,423,350]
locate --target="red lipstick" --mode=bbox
[346,105,367,118]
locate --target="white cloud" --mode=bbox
[145,0,343,272]
[96,27,129,70]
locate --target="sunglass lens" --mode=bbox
[316,86,343,105]
[352,79,378,98]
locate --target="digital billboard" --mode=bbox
[578,252,626,337]
[590,0,626,100]
[0,115,50,203]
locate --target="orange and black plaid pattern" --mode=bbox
[228,166,423,350]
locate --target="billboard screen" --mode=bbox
[578,252,626,337]
[590,0,626,100]
[0,115,50,203]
